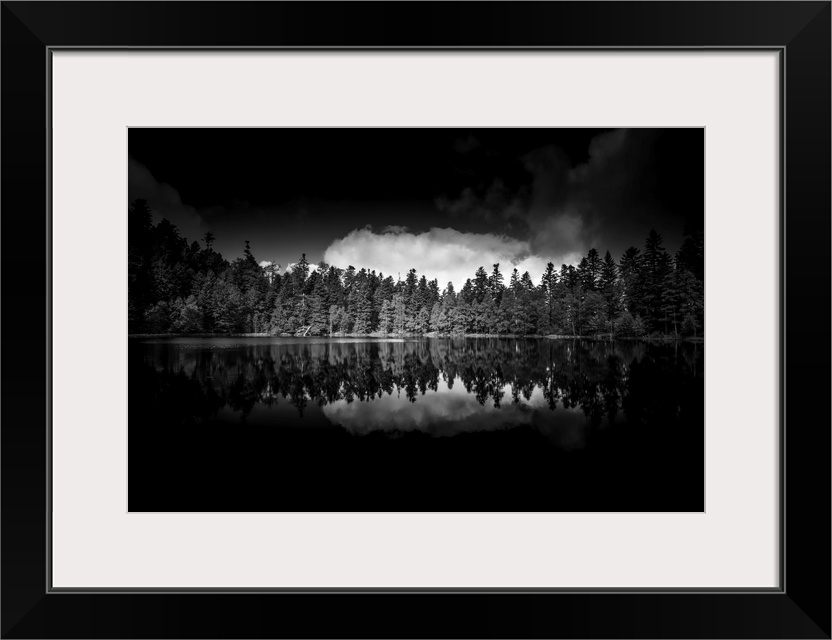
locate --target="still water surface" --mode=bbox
[129,337,703,511]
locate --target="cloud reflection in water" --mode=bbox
[323,380,592,449]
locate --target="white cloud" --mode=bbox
[323,227,571,289]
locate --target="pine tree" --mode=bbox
[509,268,520,291]
[427,279,441,308]
[618,246,643,316]
[473,266,489,303]
[585,248,602,291]
[308,277,330,335]
[539,263,558,334]
[676,227,704,281]
[489,263,505,302]
[599,250,619,319]
[443,281,456,300]
[599,250,617,291]
[404,269,420,329]
[642,230,673,331]
[416,275,429,311]
[351,270,374,334]
[392,293,407,334]
[294,253,310,286]
[459,279,475,305]
[500,290,519,334]
[379,299,394,333]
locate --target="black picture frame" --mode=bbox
[2,2,829,637]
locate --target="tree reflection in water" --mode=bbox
[133,337,701,444]
[129,337,703,512]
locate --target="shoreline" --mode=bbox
[128,332,703,343]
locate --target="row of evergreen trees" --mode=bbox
[129,199,704,338]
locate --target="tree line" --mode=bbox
[129,199,704,338]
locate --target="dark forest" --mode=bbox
[129,199,704,339]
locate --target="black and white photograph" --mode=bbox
[128,127,705,512]
[6,0,830,634]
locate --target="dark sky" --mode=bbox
[128,127,703,286]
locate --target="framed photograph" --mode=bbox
[2,2,829,638]
[126,126,705,514]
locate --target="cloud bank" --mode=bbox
[322,131,664,288]
[436,129,685,262]
[323,227,558,289]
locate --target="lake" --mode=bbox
[128,337,704,511]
